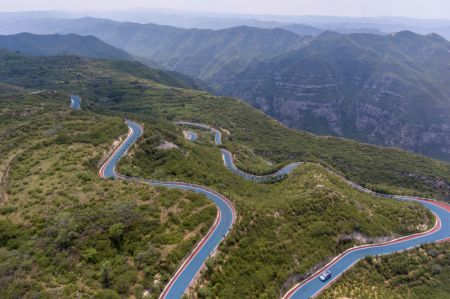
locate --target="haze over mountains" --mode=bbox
[2,4,450,299]
[219,31,450,160]
[1,12,450,161]
[0,32,132,60]
[0,17,311,82]
[2,9,450,38]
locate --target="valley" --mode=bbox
[3,16,450,161]
[1,6,450,298]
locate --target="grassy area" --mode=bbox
[0,93,215,298]
[320,242,450,299]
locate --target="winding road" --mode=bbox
[70,96,450,299]
[176,121,300,183]
[176,121,450,299]
[283,197,450,299]
[98,120,235,299]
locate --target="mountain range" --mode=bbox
[2,16,450,160]
[2,10,450,38]
[1,46,450,299]
[0,32,132,60]
[217,30,450,160]
[0,17,308,83]
[2,10,450,299]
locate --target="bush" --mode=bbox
[82,248,98,263]
[100,260,113,288]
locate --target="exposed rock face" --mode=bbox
[216,31,450,161]
[157,141,179,150]
[336,232,396,246]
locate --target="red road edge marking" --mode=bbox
[98,121,236,299]
[160,207,221,299]
[283,198,448,299]
[98,126,133,178]
[101,121,448,299]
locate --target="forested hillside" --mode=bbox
[219,30,450,161]
[0,51,449,298]
[0,32,132,60]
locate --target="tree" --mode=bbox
[108,223,125,249]
[82,247,98,263]
[101,260,112,288]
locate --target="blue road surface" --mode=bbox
[174,121,450,298]
[283,196,450,298]
[99,117,449,299]
[186,131,197,141]
[221,149,300,182]
[70,95,81,110]
[99,121,235,299]
[177,121,300,182]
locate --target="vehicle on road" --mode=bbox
[319,270,331,282]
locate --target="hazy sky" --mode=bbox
[1,0,449,19]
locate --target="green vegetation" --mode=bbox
[0,32,133,60]
[225,142,284,176]
[219,31,450,161]
[321,243,450,299]
[96,84,450,202]
[0,49,195,92]
[118,120,433,298]
[0,93,215,298]
[1,52,449,298]
[2,47,434,200]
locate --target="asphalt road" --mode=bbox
[187,131,197,141]
[177,121,300,182]
[177,121,450,299]
[99,120,235,299]
[91,111,450,299]
[70,95,81,110]
[283,196,450,299]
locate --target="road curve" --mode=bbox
[95,113,449,298]
[221,148,300,182]
[70,95,81,110]
[98,120,236,299]
[176,121,300,182]
[282,197,450,299]
[177,121,450,299]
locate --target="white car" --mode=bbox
[319,270,332,281]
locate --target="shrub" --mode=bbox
[82,247,98,264]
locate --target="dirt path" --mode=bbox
[0,152,20,204]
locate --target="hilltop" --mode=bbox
[0,32,132,60]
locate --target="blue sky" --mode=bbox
[1,0,449,19]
